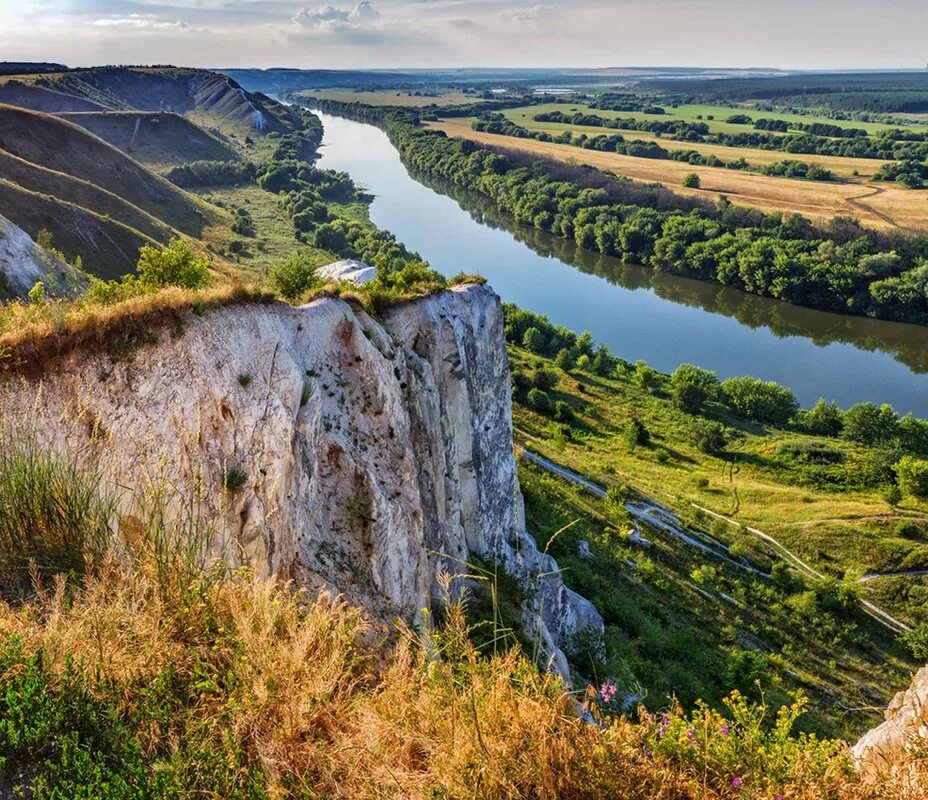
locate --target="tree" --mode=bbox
[843,402,898,446]
[27,281,46,304]
[269,253,319,300]
[895,455,928,499]
[624,418,650,448]
[532,369,558,391]
[670,364,719,414]
[522,327,546,353]
[682,173,701,189]
[136,238,211,290]
[900,624,928,659]
[800,399,844,437]
[721,377,798,424]
[527,388,552,414]
[554,348,576,371]
[632,361,659,393]
[692,419,727,455]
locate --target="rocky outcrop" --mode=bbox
[0,284,600,677]
[854,664,928,780]
[0,213,86,300]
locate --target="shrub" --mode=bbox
[692,419,727,455]
[721,377,798,424]
[533,369,558,391]
[553,401,574,422]
[522,326,546,353]
[624,418,650,448]
[526,388,552,414]
[895,455,928,498]
[222,465,248,493]
[136,238,212,290]
[632,361,659,393]
[900,623,928,659]
[682,173,701,189]
[800,399,844,437]
[554,348,576,371]
[776,439,844,464]
[671,364,719,414]
[268,253,319,301]
[842,402,898,446]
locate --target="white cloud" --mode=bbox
[92,14,191,30]
[293,2,380,27]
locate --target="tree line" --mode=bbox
[379,113,928,325]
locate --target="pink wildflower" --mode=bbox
[731,776,743,788]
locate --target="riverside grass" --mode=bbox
[0,394,924,798]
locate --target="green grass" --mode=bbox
[508,342,927,737]
[504,101,926,137]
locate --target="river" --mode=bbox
[314,111,928,415]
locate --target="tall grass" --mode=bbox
[0,432,925,797]
[0,433,114,597]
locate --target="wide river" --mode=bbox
[315,111,928,415]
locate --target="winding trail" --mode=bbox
[520,447,912,634]
[845,183,903,231]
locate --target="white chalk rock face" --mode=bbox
[2,283,600,678]
[0,213,86,300]
[317,259,378,285]
[853,664,928,780]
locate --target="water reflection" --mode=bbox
[314,112,928,414]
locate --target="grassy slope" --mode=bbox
[0,179,156,278]
[508,343,925,738]
[0,105,220,236]
[59,111,240,168]
[427,118,928,231]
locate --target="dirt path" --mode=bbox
[520,447,912,634]
[845,184,906,230]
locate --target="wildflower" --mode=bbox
[686,726,697,747]
[720,722,730,737]
[599,681,617,703]
[731,776,743,788]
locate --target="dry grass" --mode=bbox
[428,119,928,232]
[0,283,274,377]
[1,549,925,799]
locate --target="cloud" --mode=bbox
[92,13,192,29]
[293,2,380,28]
[502,5,546,22]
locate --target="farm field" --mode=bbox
[512,101,928,136]
[428,118,928,230]
[295,88,477,107]
[500,109,892,180]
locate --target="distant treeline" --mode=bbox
[642,72,928,114]
[472,113,834,181]
[167,160,256,188]
[533,109,928,161]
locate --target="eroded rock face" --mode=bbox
[853,664,928,780]
[0,213,86,300]
[2,284,600,677]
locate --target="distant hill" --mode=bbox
[0,62,68,76]
[0,66,299,133]
[59,111,239,166]
[0,104,225,277]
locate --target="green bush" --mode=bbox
[670,364,719,414]
[527,388,552,414]
[268,252,320,301]
[553,401,574,422]
[895,455,928,498]
[799,399,844,437]
[776,439,844,464]
[533,369,558,391]
[624,418,650,448]
[721,376,798,424]
[136,238,212,290]
[691,419,727,455]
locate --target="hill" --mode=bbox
[0,213,87,299]
[59,111,240,166]
[0,104,226,275]
[0,66,299,133]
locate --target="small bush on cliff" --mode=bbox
[268,252,320,301]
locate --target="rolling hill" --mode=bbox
[0,104,228,276]
[0,66,300,133]
[58,111,240,167]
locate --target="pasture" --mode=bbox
[510,101,928,136]
[428,118,928,231]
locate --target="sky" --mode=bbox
[1,0,926,71]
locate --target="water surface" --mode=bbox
[315,111,928,415]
